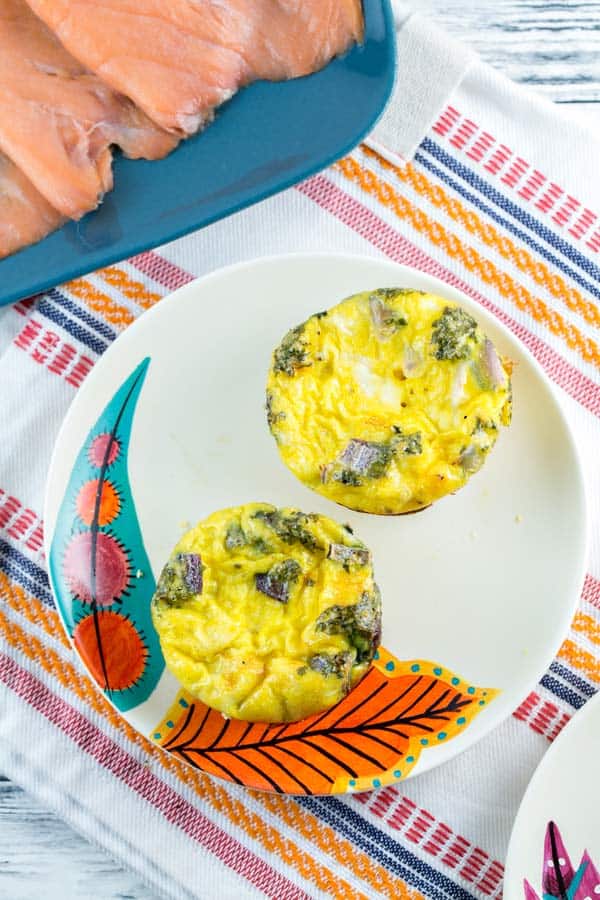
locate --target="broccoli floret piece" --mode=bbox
[316,588,382,663]
[252,509,320,551]
[431,306,479,361]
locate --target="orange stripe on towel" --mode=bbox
[62,277,135,329]
[335,154,600,370]
[572,612,600,646]
[361,145,600,332]
[558,638,600,683]
[98,266,162,311]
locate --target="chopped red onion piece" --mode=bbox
[458,445,483,473]
[402,344,422,375]
[320,463,333,484]
[255,572,288,603]
[180,553,203,594]
[327,543,370,567]
[451,361,468,407]
[339,439,382,474]
[255,559,301,604]
[369,295,406,339]
[481,339,505,390]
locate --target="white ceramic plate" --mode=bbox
[504,692,600,900]
[44,253,588,795]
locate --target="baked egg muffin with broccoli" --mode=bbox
[266,288,512,515]
[151,503,381,723]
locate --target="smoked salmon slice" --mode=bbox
[0,0,177,220]
[0,154,64,259]
[23,0,364,136]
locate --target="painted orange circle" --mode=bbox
[73,611,146,692]
[76,479,120,526]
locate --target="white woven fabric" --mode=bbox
[370,7,476,162]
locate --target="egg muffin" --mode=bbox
[151,503,381,723]
[266,288,512,515]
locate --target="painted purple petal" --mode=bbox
[181,553,203,594]
[543,821,575,896]
[574,851,600,900]
[523,879,541,900]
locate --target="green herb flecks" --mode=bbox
[225,522,272,556]
[334,468,363,487]
[391,426,422,455]
[266,392,286,432]
[273,324,311,376]
[253,509,321,551]
[309,651,354,687]
[225,522,246,550]
[316,587,382,663]
[371,287,424,299]
[431,306,479,361]
[255,558,302,604]
[471,417,498,436]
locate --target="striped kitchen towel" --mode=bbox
[1,8,600,900]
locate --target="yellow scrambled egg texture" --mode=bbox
[151,504,381,723]
[267,288,512,514]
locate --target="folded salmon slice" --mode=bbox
[24,0,364,136]
[0,0,177,220]
[0,154,64,259]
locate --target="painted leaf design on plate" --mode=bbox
[525,820,600,900]
[49,358,164,711]
[153,651,496,794]
[544,821,576,897]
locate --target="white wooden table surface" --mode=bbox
[2,3,599,899]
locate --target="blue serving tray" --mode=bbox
[0,1,395,306]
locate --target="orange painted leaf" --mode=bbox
[154,656,495,794]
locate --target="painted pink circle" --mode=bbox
[63,531,129,606]
[88,433,120,468]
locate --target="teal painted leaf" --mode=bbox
[49,358,164,711]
